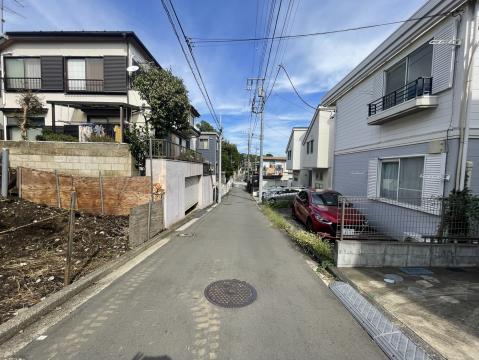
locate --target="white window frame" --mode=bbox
[376,154,426,211]
[199,138,209,150]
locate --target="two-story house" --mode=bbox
[0,31,200,148]
[197,131,220,178]
[285,127,307,186]
[321,0,478,237]
[299,107,335,189]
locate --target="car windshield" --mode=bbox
[311,192,340,206]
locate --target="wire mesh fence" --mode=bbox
[337,196,479,244]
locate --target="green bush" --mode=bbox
[36,128,78,142]
[262,205,333,263]
[87,134,115,142]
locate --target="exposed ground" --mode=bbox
[0,197,129,325]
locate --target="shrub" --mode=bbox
[36,128,78,142]
[87,134,115,143]
[262,205,333,263]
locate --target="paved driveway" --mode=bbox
[15,187,385,360]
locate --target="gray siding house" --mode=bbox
[321,0,479,239]
[197,131,220,178]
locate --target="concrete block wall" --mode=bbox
[336,240,479,268]
[0,140,136,177]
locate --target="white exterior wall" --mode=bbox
[286,129,306,171]
[147,159,213,228]
[301,109,334,168]
[0,40,149,129]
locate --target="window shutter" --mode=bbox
[104,56,127,93]
[41,56,64,90]
[367,158,379,198]
[422,153,446,214]
[371,71,384,100]
[431,19,457,94]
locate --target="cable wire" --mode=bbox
[278,64,316,110]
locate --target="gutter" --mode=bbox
[455,0,478,190]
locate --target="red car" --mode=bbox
[291,189,367,237]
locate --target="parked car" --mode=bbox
[263,188,300,204]
[291,189,368,237]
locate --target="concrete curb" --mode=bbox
[327,266,445,360]
[0,204,214,346]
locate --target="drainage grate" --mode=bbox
[204,279,257,308]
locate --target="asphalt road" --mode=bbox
[16,187,385,360]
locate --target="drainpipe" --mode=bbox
[1,51,7,139]
[456,2,478,190]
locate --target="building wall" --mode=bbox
[301,109,334,169]
[0,140,135,176]
[467,138,479,193]
[147,159,214,228]
[197,134,218,173]
[286,129,306,171]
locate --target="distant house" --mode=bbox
[0,31,199,149]
[197,131,220,178]
[299,108,335,189]
[262,156,288,181]
[321,0,478,237]
[285,127,307,186]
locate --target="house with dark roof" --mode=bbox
[0,31,199,149]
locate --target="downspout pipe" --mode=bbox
[456,1,478,190]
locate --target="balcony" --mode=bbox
[151,139,204,163]
[67,79,104,93]
[367,77,438,125]
[4,77,42,91]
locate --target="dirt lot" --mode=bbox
[0,197,130,325]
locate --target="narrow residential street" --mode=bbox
[16,187,385,360]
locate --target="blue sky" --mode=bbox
[6,0,427,155]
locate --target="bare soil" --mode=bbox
[0,197,130,325]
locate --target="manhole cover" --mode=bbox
[204,279,257,308]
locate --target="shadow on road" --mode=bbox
[132,352,172,360]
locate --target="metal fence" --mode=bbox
[151,139,203,163]
[337,196,479,244]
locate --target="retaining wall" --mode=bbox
[129,199,164,248]
[19,167,153,215]
[336,240,479,268]
[0,140,135,177]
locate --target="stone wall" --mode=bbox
[0,140,135,177]
[129,199,164,248]
[336,240,479,268]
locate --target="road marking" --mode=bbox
[206,208,212,212]
[176,218,199,232]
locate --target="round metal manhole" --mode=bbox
[204,279,257,308]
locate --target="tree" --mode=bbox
[196,120,215,132]
[222,140,241,180]
[265,153,274,157]
[17,91,43,141]
[125,123,152,170]
[133,67,191,138]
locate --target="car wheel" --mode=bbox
[306,218,314,233]
[268,198,276,205]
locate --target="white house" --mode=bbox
[299,107,335,189]
[321,0,479,238]
[285,127,307,185]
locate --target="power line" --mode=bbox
[190,11,452,44]
[161,0,220,129]
[278,64,316,110]
[262,0,283,79]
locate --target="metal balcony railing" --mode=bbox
[4,77,42,91]
[67,79,104,92]
[368,77,433,116]
[151,139,204,163]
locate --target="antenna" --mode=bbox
[1,0,26,36]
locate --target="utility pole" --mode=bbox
[218,114,222,204]
[246,77,265,202]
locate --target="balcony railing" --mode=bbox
[4,77,42,91]
[368,77,433,116]
[67,79,104,92]
[151,139,204,163]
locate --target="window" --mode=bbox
[199,138,209,149]
[67,58,104,92]
[5,58,41,90]
[385,42,433,95]
[379,156,424,206]
[310,139,314,154]
[287,150,291,160]
[6,116,44,141]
